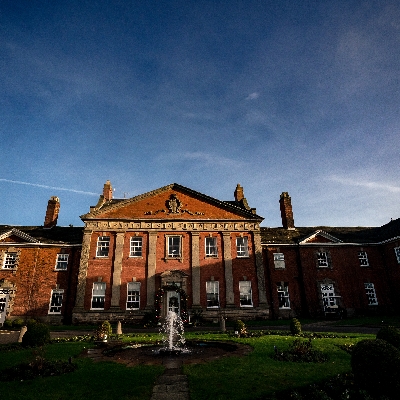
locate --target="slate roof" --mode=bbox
[0,225,84,245]
[261,219,400,245]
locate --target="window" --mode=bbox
[206,281,219,308]
[2,252,17,269]
[96,236,110,257]
[395,247,400,264]
[48,290,64,314]
[91,282,106,309]
[236,237,249,257]
[358,251,369,267]
[55,254,69,270]
[130,237,143,257]
[364,283,378,305]
[167,236,181,258]
[126,282,140,309]
[277,283,290,309]
[317,252,330,268]
[273,253,285,269]
[205,237,218,257]
[320,284,338,310]
[239,281,253,307]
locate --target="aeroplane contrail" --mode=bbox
[0,178,99,196]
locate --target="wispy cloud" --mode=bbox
[245,92,259,100]
[0,179,99,196]
[181,152,247,169]
[329,175,400,193]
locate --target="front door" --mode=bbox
[0,289,9,324]
[166,291,180,315]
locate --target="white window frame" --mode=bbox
[364,283,378,305]
[206,281,219,308]
[273,253,285,269]
[48,289,64,314]
[239,281,253,307]
[358,251,369,267]
[126,282,141,310]
[321,284,338,310]
[317,252,329,268]
[277,283,290,309]
[167,235,182,258]
[96,236,110,257]
[205,237,218,257]
[130,237,143,257]
[236,236,249,258]
[91,282,106,310]
[395,247,400,264]
[2,252,18,269]
[55,254,69,270]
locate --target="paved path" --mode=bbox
[150,358,189,400]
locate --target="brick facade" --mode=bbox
[1,185,400,324]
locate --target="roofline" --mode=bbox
[82,182,264,221]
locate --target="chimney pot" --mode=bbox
[44,196,60,228]
[103,180,113,201]
[280,192,295,230]
[234,184,244,202]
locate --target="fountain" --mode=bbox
[158,311,188,355]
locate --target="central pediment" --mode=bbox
[81,183,263,222]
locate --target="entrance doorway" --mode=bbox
[166,290,180,315]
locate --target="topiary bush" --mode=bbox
[290,318,302,335]
[233,320,248,337]
[351,338,400,397]
[376,325,400,349]
[21,322,51,347]
[94,320,112,341]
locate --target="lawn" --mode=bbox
[0,330,374,400]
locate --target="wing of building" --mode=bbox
[1,181,400,324]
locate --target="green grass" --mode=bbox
[0,341,163,400]
[0,330,375,400]
[184,333,374,400]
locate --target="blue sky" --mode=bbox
[1,0,399,228]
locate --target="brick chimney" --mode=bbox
[234,184,244,202]
[44,196,60,228]
[280,192,295,230]
[103,180,113,201]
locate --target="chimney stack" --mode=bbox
[280,192,295,230]
[103,180,113,201]
[44,196,60,228]
[234,184,244,202]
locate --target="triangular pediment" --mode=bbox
[299,230,342,244]
[81,183,263,222]
[0,228,40,244]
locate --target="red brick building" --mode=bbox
[1,182,400,324]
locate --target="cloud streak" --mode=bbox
[329,175,400,193]
[0,179,99,196]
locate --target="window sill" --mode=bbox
[240,305,253,308]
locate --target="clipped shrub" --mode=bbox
[351,339,400,397]
[12,318,25,328]
[2,319,13,329]
[94,320,112,340]
[22,322,51,347]
[376,325,400,349]
[234,320,248,337]
[274,338,328,363]
[290,318,302,335]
